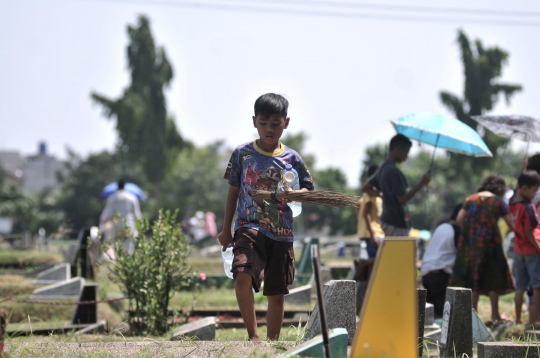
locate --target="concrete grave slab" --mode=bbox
[72,283,98,325]
[424,328,441,344]
[478,342,540,358]
[281,328,348,358]
[425,302,435,326]
[472,309,494,344]
[171,317,216,341]
[306,280,356,344]
[25,263,55,278]
[33,263,70,284]
[64,242,79,265]
[74,321,107,335]
[440,287,473,358]
[285,284,312,305]
[31,277,85,299]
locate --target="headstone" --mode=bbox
[25,263,55,278]
[424,303,435,326]
[64,242,79,265]
[282,328,348,358]
[440,287,473,358]
[296,238,319,284]
[418,288,427,358]
[285,284,312,305]
[351,238,417,358]
[72,283,98,325]
[33,263,70,284]
[478,342,540,358]
[74,321,107,335]
[171,317,216,341]
[31,277,85,299]
[306,280,356,344]
[472,309,495,345]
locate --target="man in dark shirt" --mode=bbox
[362,134,431,236]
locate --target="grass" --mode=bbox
[0,249,62,267]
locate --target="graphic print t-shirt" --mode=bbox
[509,199,540,255]
[224,141,315,242]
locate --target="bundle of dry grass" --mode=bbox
[250,189,360,208]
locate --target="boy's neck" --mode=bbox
[256,139,281,153]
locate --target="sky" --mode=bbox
[1,0,540,186]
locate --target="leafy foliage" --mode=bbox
[105,210,192,335]
[91,16,189,195]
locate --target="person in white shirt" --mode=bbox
[100,179,142,254]
[421,204,462,317]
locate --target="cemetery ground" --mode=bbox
[0,239,535,357]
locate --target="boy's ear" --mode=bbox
[284,117,290,128]
[252,116,257,127]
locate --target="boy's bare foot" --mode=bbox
[249,336,261,343]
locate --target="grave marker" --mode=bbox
[171,317,216,341]
[72,283,98,325]
[306,280,357,345]
[440,287,473,357]
[33,263,70,284]
[285,284,312,305]
[351,238,417,358]
[31,277,85,299]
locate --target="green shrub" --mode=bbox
[104,210,192,335]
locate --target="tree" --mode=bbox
[440,30,522,176]
[92,16,188,197]
[57,150,147,231]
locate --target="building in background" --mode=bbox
[0,150,25,187]
[22,142,68,193]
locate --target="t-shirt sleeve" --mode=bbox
[224,149,241,187]
[386,167,408,196]
[295,159,315,191]
[525,203,540,230]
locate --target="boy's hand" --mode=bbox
[421,171,431,186]
[369,234,379,248]
[217,230,233,252]
[280,188,294,203]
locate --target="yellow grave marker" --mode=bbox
[351,237,418,358]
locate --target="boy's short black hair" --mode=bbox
[254,93,288,118]
[389,134,412,151]
[366,164,379,178]
[527,153,540,173]
[518,170,540,188]
[477,174,507,198]
[450,203,463,221]
[117,179,126,190]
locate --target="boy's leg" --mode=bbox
[515,289,525,324]
[263,239,294,341]
[235,272,260,341]
[231,229,268,342]
[267,294,285,340]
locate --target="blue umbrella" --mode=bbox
[100,182,147,201]
[391,112,492,167]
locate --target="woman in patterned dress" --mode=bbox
[450,175,514,322]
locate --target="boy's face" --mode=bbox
[252,114,289,151]
[521,184,540,201]
[394,146,411,163]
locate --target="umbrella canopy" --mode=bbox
[391,112,492,157]
[471,115,540,143]
[100,182,147,201]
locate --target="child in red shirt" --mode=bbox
[509,170,540,324]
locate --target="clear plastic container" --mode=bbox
[279,164,302,217]
[222,244,234,279]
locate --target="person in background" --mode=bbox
[421,204,462,317]
[449,175,514,324]
[100,179,142,255]
[361,134,431,237]
[509,170,540,324]
[357,164,384,259]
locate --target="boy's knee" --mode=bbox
[267,294,284,303]
[235,271,253,285]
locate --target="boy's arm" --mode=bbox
[503,213,514,232]
[363,201,379,247]
[217,185,240,251]
[395,171,431,205]
[524,229,540,253]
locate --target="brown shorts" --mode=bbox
[232,228,295,296]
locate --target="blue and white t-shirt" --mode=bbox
[224,141,314,242]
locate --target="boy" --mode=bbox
[357,164,384,259]
[217,93,315,341]
[509,170,540,324]
[361,134,430,236]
